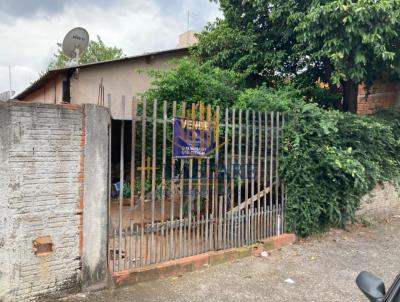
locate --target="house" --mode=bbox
[15,31,197,119]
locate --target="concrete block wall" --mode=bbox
[0,101,109,301]
[357,182,400,222]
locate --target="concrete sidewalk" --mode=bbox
[62,218,400,302]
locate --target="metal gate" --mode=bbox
[108,97,284,272]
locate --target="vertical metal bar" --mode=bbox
[165,220,169,261]
[257,112,262,241]
[214,107,220,248]
[124,228,127,270]
[270,112,274,209]
[107,95,112,269]
[118,96,125,271]
[237,109,242,247]
[197,103,204,254]
[130,97,137,268]
[203,215,206,253]
[146,226,150,265]
[209,213,213,251]
[205,105,211,251]
[251,111,256,243]
[155,222,159,264]
[274,205,277,236]
[223,108,228,249]
[249,208,253,244]
[150,100,157,263]
[171,220,175,258]
[179,103,186,258]
[211,173,215,251]
[188,157,193,255]
[267,206,270,238]
[135,225,138,268]
[218,196,223,249]
[131,97,137,218]
[277,205,282,235]
[191,214,195,255]
[161,101,167,262]
[281,114,285,233]
[139,225,143,267]
[187,103,195,256]
[241,210,245,246]
[275,112,280,235]
[140,99,147,267]
[244,110,249,245]
[183,217,187,257]
[113,228,116,272]
[264,112,268,239]
[230,109,235,247]
[129,220,133,269]
[170,102,177,259]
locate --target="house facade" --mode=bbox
[15,47,188,119]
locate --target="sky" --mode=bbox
[0,0,222,94]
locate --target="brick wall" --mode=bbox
[0,102,109,301]
[357,82,399,114]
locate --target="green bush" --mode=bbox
[235,86,400,237]
[143,58,243,109]
[235,84,302,112]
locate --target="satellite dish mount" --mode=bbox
[62,27,89,65]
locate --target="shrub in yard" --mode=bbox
[143,58,243,109]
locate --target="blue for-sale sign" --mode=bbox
[173,118,215,158]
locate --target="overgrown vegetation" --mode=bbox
[141,1,400,237]
[235,87,400,237]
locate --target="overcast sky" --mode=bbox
[0,0,221,94]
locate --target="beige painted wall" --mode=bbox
[70,49,187,119]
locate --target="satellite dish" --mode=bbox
[62,27,89,61]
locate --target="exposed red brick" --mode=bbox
[357,82,399,114]
[270,233,296,249]
[113,233,296,287]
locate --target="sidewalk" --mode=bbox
[62,218,400,302]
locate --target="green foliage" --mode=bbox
[235,85,302,112]
[49,35,124,69]
[233,87,400,237]
[295,0,400,86]
[286,108,400,236]
[193,19,269,86]
[196,0,400,111]
[143,58,243,109]
[235,82,342,111]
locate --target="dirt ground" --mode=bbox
[62,217,400,302]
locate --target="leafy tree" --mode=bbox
[295,0,400,113]
[195,0,400,113]
[49,35,124,69]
